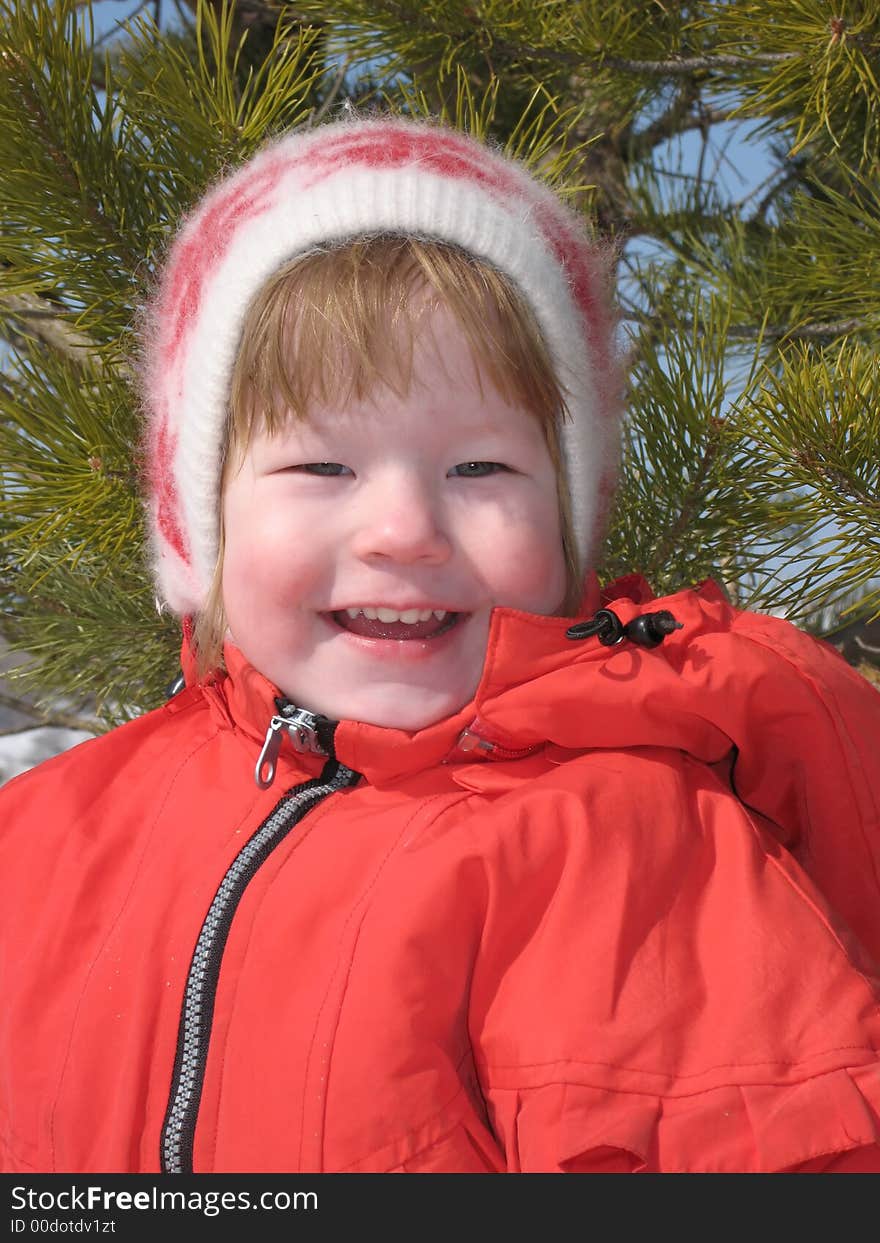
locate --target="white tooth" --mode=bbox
[399,609,421,624]
[346,608,361,619]
[362,607,379,620]
[432,609,448,621]
[418,609,433,622]
[376,607,399,623]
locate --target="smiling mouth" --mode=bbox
[330,609,464,640]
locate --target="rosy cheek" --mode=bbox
[225,495,287,563]
[498,532,566,610]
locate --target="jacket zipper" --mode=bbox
[453,722,541,761]
[255,702,333,790]
[159,756,361,1174]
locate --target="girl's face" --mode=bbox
[221,303,567,730]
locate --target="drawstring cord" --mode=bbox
[566,608,683,649]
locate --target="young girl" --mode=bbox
[2,116,879,1175]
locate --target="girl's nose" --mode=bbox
[350,477,452,566]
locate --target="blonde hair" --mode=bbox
[194,235,581,675]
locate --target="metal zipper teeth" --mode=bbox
[160,759,360,1174]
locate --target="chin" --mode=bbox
[322,688,471,733]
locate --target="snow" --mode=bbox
[0,725,96,786]
[0,641,99,786]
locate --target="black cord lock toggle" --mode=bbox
[566,608,683,649]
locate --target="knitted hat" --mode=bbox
[143,116,621,617]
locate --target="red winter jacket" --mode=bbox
[2,579,880,1174]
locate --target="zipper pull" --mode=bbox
[255,716,287,790]
[278,705,329,755]
[255,705,333,789]
[455,727,496,757]
[447,720,543,763]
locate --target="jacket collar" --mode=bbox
[187,575,736,789]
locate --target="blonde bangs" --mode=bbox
[195,237,581,677]
[229,235,569,445]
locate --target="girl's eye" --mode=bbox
[291,462,351,477]
[449,461,509,478]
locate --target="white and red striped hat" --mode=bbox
[143,116,621,617]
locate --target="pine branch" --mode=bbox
[786,318,870,339]
[3,66,144,273]
[291,1,799,78]
[734,165,802,218]
[0,722,49,737]
[624,311,872,341]
[643,426,722,576]
[449,36,799,76]
[600,51,797,74]
[805,459,880,517]
[90,0,154,49]
[0,690,99,735]
[631,95,738,159]
[0,291,120,373]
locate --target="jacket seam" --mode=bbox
[478,1043,880,1089]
